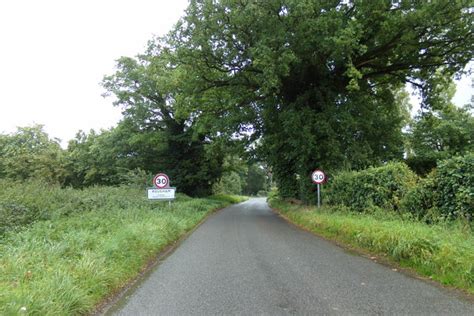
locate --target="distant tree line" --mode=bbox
[0,124,270,196]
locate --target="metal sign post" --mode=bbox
[311,169,326,208]
[317,183,321,208]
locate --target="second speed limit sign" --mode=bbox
[311,169,326,184]
[153,173,170,188]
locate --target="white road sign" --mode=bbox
[311,169,326,184]
[147,188,176,200]
[153,173,170,188]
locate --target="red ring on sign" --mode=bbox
[153,173,170,188]
[311,169,326,184]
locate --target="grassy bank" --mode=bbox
[269,199,474,294]
[0,182,246,315]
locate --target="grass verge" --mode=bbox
[269,199,474,295]
[0,183,246,315]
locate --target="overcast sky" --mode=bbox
[0,0,472,147]
[0,0,188,146]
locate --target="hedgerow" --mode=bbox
[323,155,473,222]
[325,162,417,212]
[402,153,474,221]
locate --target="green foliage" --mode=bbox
[209,194,248,204]
[0,180,139,235]
[0,182,242,315]
[64,123,181,189]
[65,129,127,187]
[267,187,280,202]
[242,163,269,196]
[326,162,417,212]
[212,171,243,195]
[436,154,474,220]
[0,176,248,236]
[400,172,438,221]
[4,0,472,207]
[118,168,151,189]
[270,199,474,294]
[163,0,472,201]
[101,54,228,196]
[0,125,66,184]
[402,153,474,222]
[407,103,474,175]
[261,88,409,202]
[211,157,270,196]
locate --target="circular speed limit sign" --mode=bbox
[311,169,326,184]
[153,173,170,188]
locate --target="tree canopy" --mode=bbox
[406,73,474,175]
[101,54,228,196]
[160,0,473,200]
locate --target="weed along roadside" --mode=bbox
[268,198,474,296]
[0,179,246,315]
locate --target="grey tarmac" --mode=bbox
[109,198,474,315]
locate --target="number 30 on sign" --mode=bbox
[311,170,326,184]
[153,173,170,188]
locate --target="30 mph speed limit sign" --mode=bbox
[311,169,326,184]
[153,173,170,188]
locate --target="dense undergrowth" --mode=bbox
[269,198,474,294]
[0,181,246,315]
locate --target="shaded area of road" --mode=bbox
[110,198,473,315]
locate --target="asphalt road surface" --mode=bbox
[109,198,474,315]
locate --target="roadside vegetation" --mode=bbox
[270,199,473,294]
[0,181,246,315]
[269,153,473,294]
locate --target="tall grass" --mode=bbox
[0,181,242,315]
[270,199,474,294]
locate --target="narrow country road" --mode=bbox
[108,198,473,315]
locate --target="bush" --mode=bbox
[266,187,280,203]
[400,172,438,221]
[118,168,151,188]
[436,153,474,220]
[401,153,474,221]
[326,162,417,212]
[212,171,243,195]
[0,180,170,235]
[0,180,65,234]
